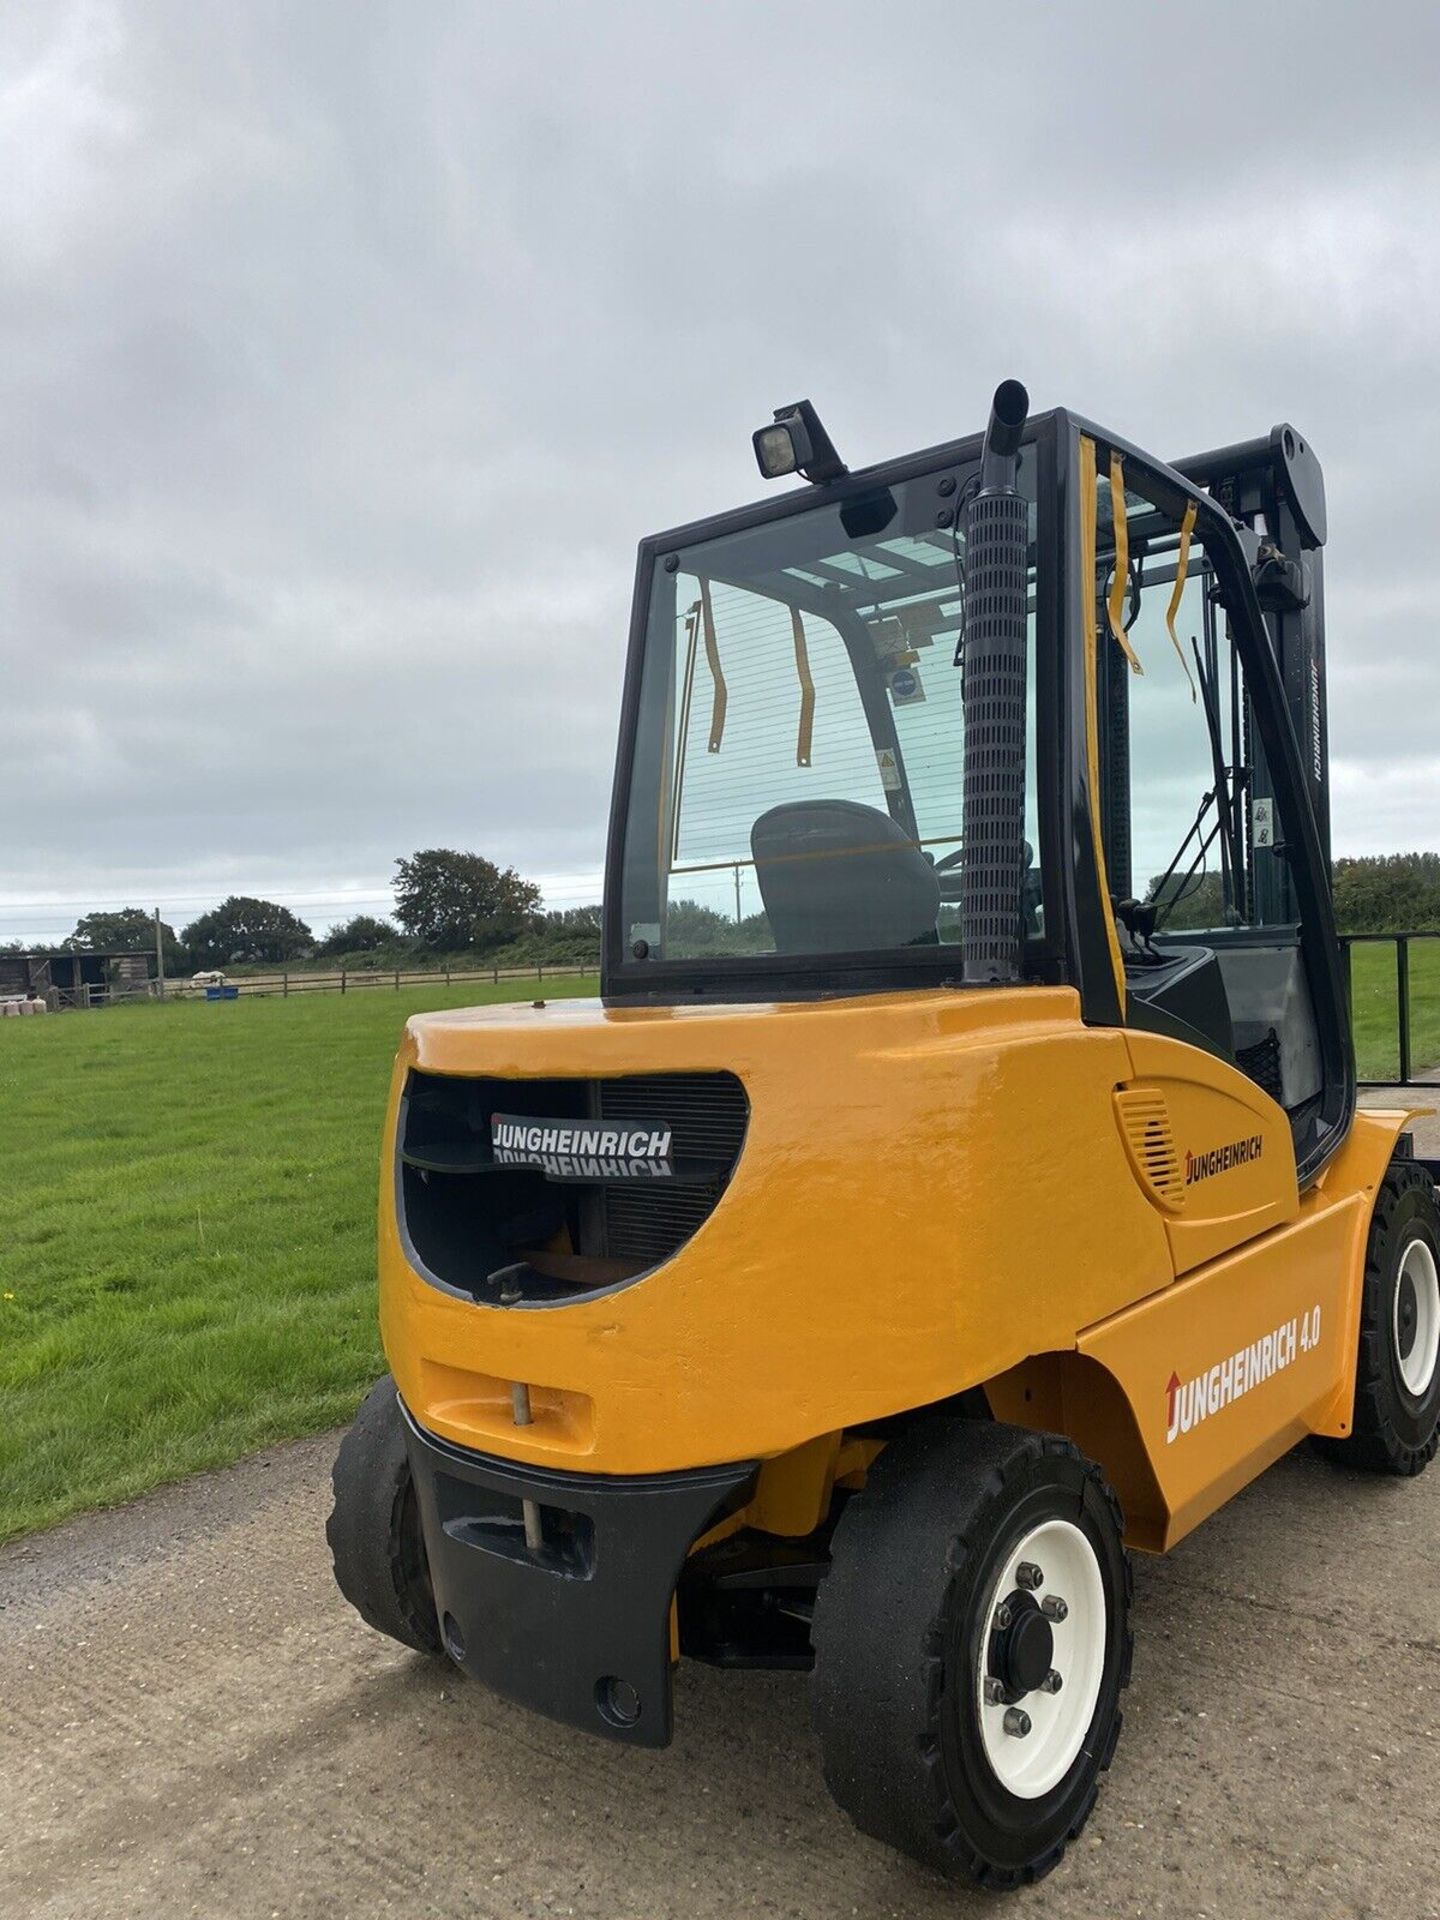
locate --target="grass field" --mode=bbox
[0,978,597,1542]
[1346,936,1440,1083]
[1,947,1434,1544]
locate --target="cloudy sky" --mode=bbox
[4,1,1438,945]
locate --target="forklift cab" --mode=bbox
[608,399,1351,1188]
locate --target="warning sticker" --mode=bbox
[875,747,901,792]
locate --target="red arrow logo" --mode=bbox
[1166,1370,1181,1429]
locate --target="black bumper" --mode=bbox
[400,1402,754,1747]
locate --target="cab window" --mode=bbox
[621,460,1045,965]
[1093,455,1325,1136]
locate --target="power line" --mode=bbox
[0,886,400,911]
[0,878,606,917]
[0,879,608,943]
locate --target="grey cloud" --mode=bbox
[3,0,1439,942]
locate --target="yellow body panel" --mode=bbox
[378,988,1409,1554]
[380,987,1172,1474]
[1120,1030,1300,1275]
[1075,1107,1401,1546]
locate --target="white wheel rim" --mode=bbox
[1395,1235,1440,1399]
[975,1518,1107,1800]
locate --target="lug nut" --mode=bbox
[1041,1595,1068,1622]
[1003,1708,1032,1738]
[992,1602,1013,1632]
[1015,1561,1044,1591]
[1038,1669,1063,1694]
[983,1678,1005,1705]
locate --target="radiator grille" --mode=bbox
[599,1073,748,1265]
[1114,1086,1185,1213]
[397,1066,748,1302]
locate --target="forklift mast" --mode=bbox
[1171,427,1330,864]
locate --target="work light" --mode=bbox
[753,415,810,480]
[752,400,847,484]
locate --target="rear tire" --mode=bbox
[327,1375,443,1655]
[1314,1162,1440,1477]
[811,1419,1131,1889]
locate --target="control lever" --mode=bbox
[1111,895,1161,962]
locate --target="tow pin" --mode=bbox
[510,1383,545,1552]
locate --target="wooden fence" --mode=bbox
[194,961,597,999]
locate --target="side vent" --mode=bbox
[1114,1087,1186,1214]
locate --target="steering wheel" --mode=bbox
[930,839,1033,874]
[930,841,1035,908]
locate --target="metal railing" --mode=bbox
[1339,931,1439,1089]
[21,962,600,1011]
[201,961,597,999]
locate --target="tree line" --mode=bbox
[10,849,1440,975]
[1152,852,1440,936]
[11,851,603,972]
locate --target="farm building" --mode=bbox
[0,949,154,1008]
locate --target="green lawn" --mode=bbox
[1,948,1434,1544]
[0,979,597,1542]
[1347,937,1440,1083]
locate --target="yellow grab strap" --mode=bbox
[1080,437,1128,1003]
[699,578,727,752]
[668,602,702,865]
[1106,451,1142,674]
[1165,500,1199,701]
[790,606,815,766]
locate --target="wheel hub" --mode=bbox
[1398,1271,1418,1360]
[975,1517,1107,1798]
[989,1591,1054,1700]
[1395,1235,1440,1398]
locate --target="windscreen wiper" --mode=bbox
[1147,637,1245,935]
[1147,785,1221,934]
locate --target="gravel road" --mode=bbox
[2,1416,1438,1920]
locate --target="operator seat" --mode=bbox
[751,800,941,954]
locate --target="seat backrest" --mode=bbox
[751,799,941,955]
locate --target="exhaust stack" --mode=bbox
[961,381,1031,986]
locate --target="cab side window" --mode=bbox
[1098,473,1293,936]
[1096,462,1323,1127]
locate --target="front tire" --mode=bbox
[811,1420,1131,1889]
[327,1375,443,1655]
[1315,1161,1440,1476]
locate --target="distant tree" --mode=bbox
[662,899,771,955]
[392,849,541,951]
[181,896,313,967]
[1332,853,1440,934]
[318,914,397,956]
[1144,870,1227,932]
[532,905,603,962]
[65,907,186,971]
[543,905,603,936]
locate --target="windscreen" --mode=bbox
[618,454,1043,966]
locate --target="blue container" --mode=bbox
[205,985,241,1002]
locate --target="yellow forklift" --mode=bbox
[329,384,1440,1888]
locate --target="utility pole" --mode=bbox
[154,907,166,1001]
[734,863,742,924]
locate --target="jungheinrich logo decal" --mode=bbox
[1165,1303,1322,1444]
[490,1113,674,1181]
[1184,1133,1264,1186]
